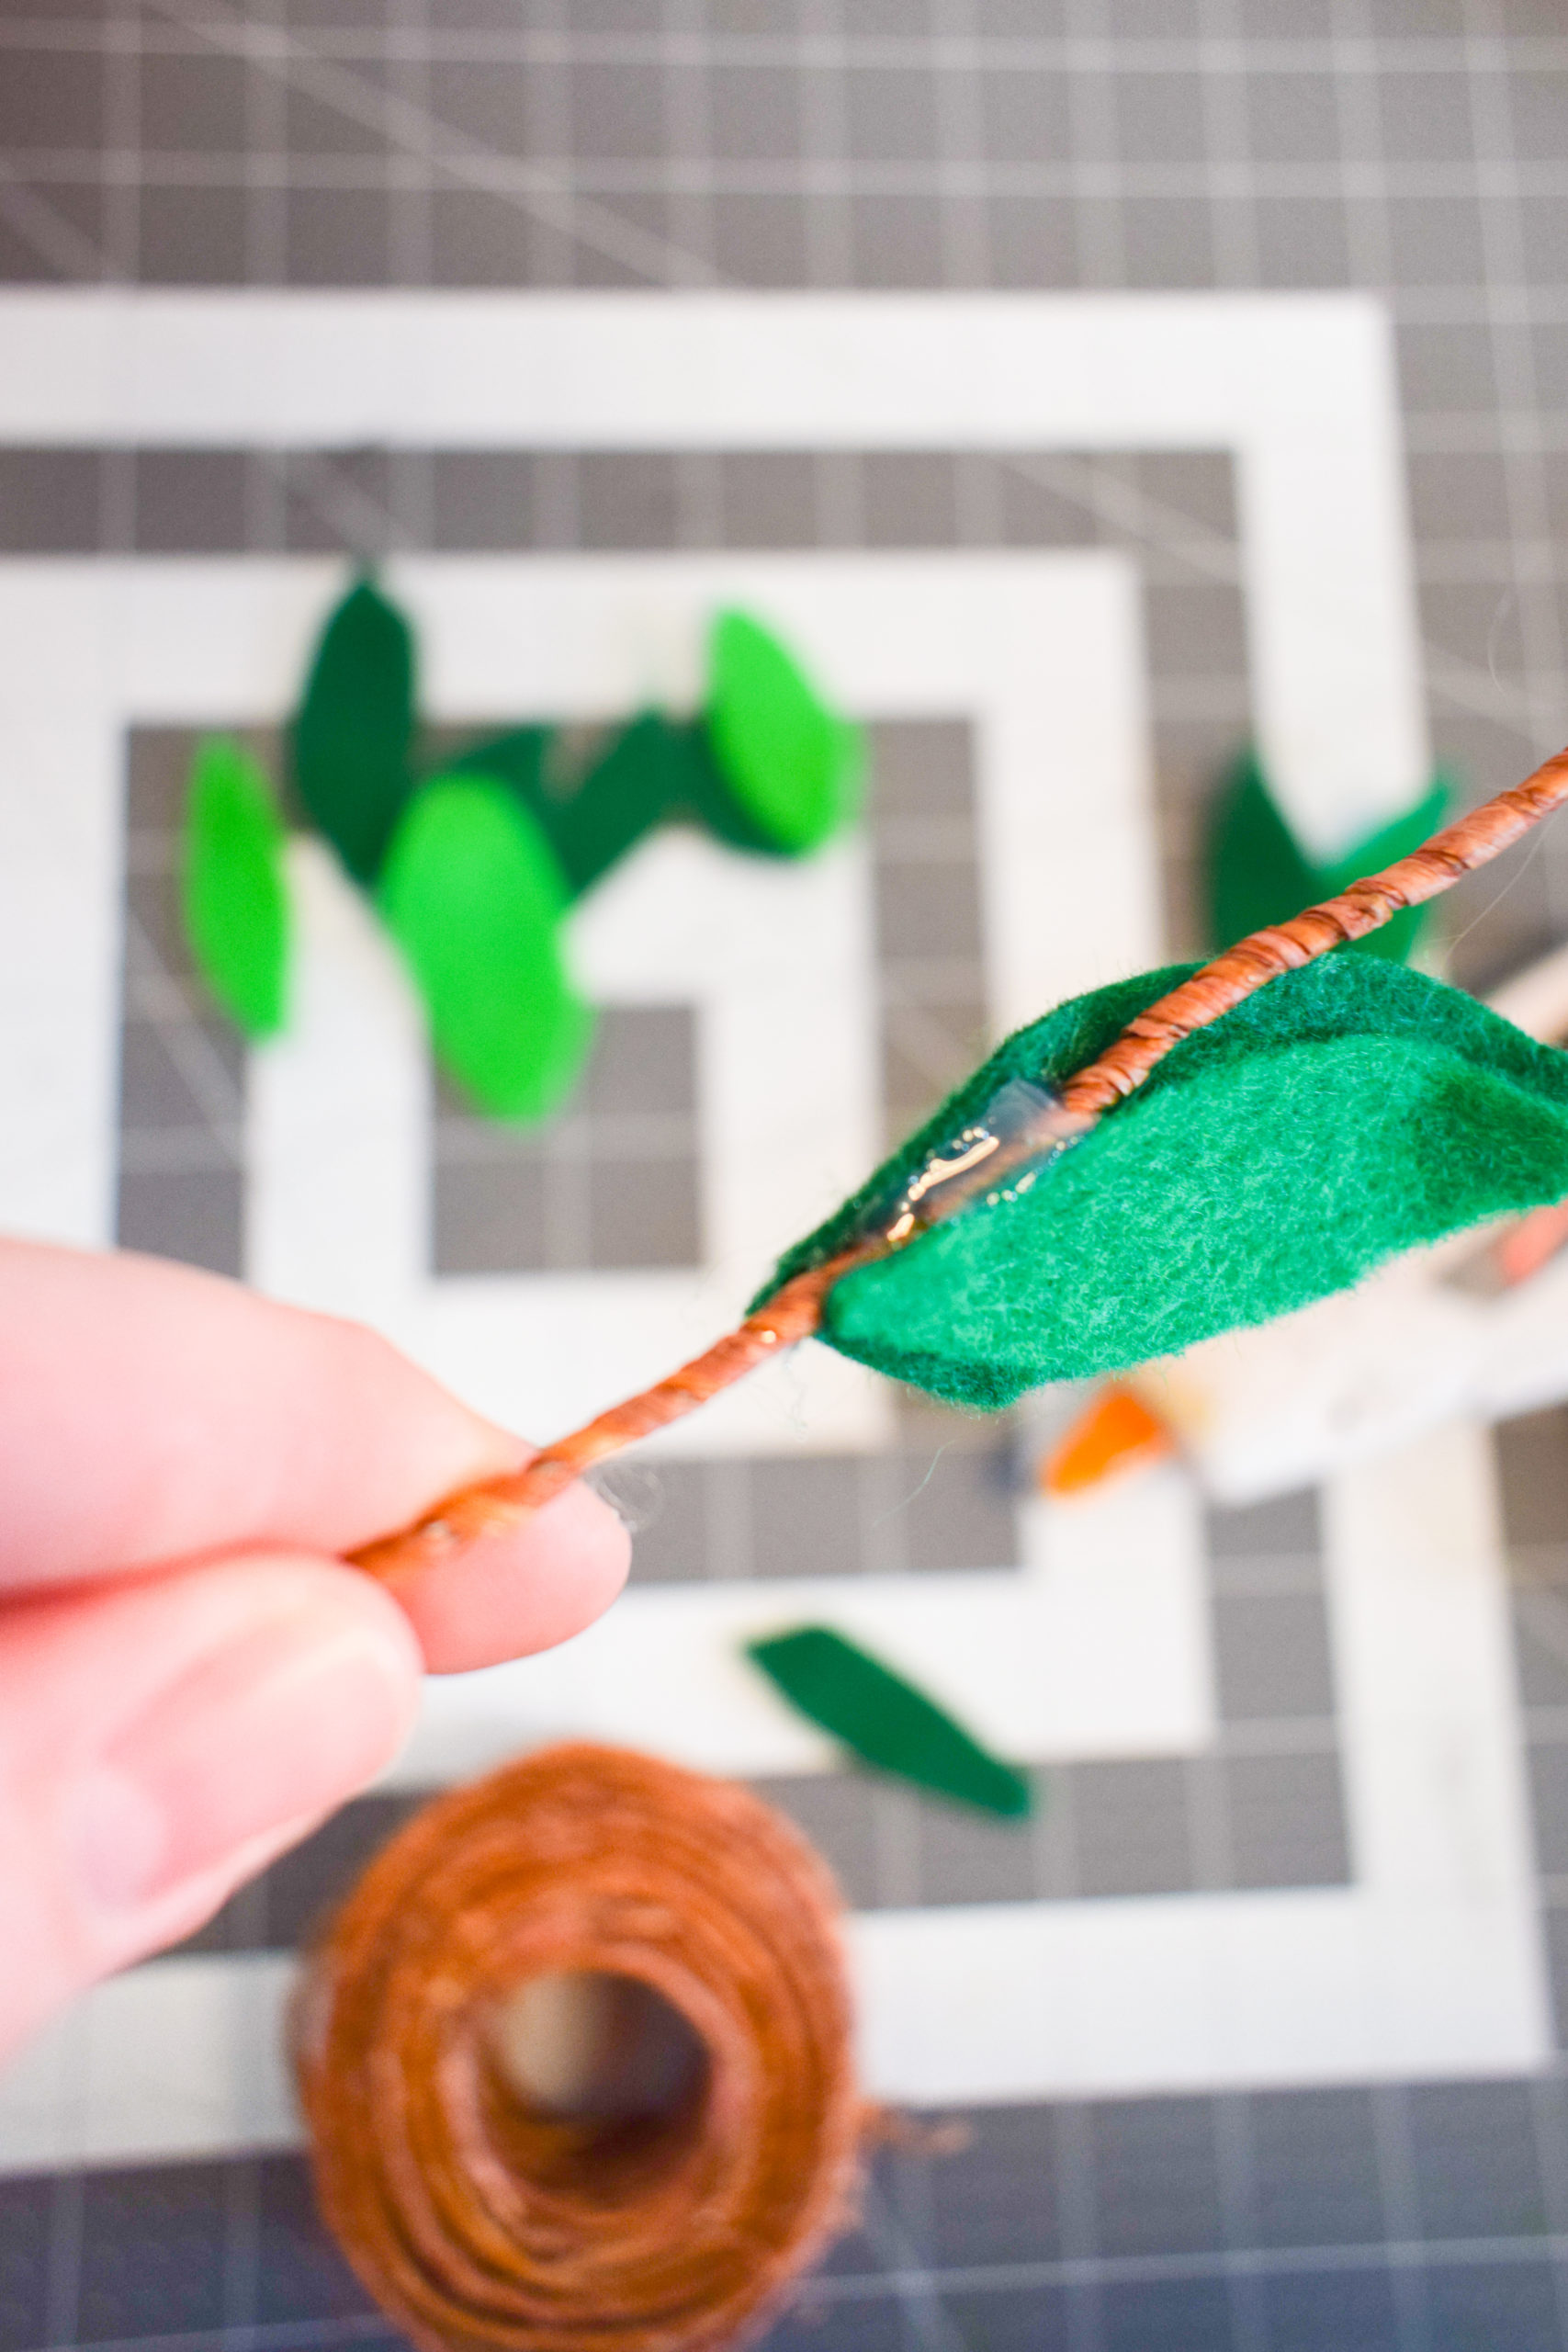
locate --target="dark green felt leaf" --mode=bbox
[547,714,720,897]
[704,610,861,855]
[291,579,416,883]
[1210,751,1450,965]
[747,1626,1032,1819]
[378,775,592,1122]
[451,722,551,810]
[761,955,1568,1409]
[456,715,750,899]
[180,736,288,1038]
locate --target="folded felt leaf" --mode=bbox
[760,954,1568,1410]
[291,579,416,884]
[746,1625,1032,1819]
[180,736,289,1038]
[1210,752,1450,965]
[378,775,593,1122]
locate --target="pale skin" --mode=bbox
[0,1239,631,2065]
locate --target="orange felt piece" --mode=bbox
[1044,1385,1174,1497]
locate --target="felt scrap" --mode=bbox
[1210,752,1450,964]
[291,578,416,884]
[378,774,592,1122]
[760,955,1568,1410]
[180,736,289,1038]
[705,611,862,855]
[747,1625,1032,1818]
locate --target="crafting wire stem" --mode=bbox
[352,741,1568,1580]
[350,1249,871,1577]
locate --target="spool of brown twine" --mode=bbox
[293,1744,863,2352]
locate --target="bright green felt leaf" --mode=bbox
[291,579,416,883]
[378,775,592,1122]
[761,955,1568,1410]
[180,736,288,1038]
[747,1626,1032,1819]
[1210,751,1450,965]
[704,609,861,855]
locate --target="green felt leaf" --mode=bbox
[704,609,862,855]
[1209,751,1450,965]
[378,775,592,1122]
[761,955,1568,1410]
[747,1626,1032,1818]
[291,578,416,883]
[180,736,288,1038]
[548,714,719,897]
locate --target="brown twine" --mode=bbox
[294,1743,863,2352]
[352,744,1568,1581]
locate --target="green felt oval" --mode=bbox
[1210,751,1450,965]
[180,736,288,1038]
[704,609,861,855]
[291,578,416,883]
[378,775,593,1123]
[747,1626,1032,1819]
[761,954,1568,1410]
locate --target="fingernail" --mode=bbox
[72,1611,414,1914]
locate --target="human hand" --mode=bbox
[0,1240,630,2063]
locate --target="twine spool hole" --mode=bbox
[474,1964,717,2218]
[489,1971,709,2126]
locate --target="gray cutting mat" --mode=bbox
[6,5,1568,2350]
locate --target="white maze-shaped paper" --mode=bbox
[0,292,1545,2166]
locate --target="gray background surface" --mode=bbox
[6,3,1568,2347]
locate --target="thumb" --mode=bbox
[0,1554,421,2063]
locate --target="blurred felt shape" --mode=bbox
[1045,1385,1173,1496]
[1210,752,1449,965]
[180,735,288,1038]
[291,578,416,883]
[762,956,1568,1409]
[746,1625,1032,1818]
[704,610,862,854]
[378,775,592,1122]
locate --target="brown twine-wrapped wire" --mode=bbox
[293,1744,863,2352]
[351,742,1568,1579]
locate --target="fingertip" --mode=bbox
[381,1477,631,1675]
